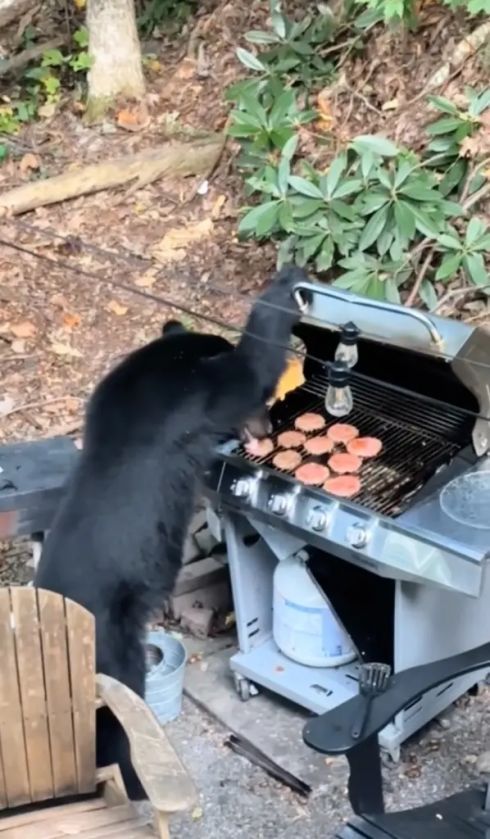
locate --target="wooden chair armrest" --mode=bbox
[96,673,196,814]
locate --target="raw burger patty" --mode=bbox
[277,430,306,449]
[347,436,383,458]
[303,435,334,456]
[323,475,361,498]
[295,463,330,485]
[295,413,326,433]
[328,452,362,474]
[327,423,359,444]
[245,437,274,458]
[273,450,302,471]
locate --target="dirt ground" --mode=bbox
[2,0,490,450]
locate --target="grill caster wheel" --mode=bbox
[233,673,258,702]
[470,681,485,697]
[382,745,401,764]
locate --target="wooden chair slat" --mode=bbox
[0,799,106,832]
[65,598,96,795]
[0,803,139,839]
[0,589,30,808]
[37,589,78,798]
[10,587,54,803]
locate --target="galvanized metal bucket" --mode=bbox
[145,630,187,724]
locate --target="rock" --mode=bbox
[169,580,231,620]
[476,751,490,774]
[181,606,214,638]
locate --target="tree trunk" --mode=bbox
[85,0,145,120]
[0,0,37,29]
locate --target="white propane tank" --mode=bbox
[273,555,356,668]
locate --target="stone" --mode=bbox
[194,525,217,556]
[476,750,490,774]
[183,533,201,565]
[174,556,228,596]
[169,580,231,620]
[181,606,214,638]
[189,508,208,537]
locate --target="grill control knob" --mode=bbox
[269,494,289,516]
[232,478,252,499]
[307,506,329,532]
[346,523,370,548]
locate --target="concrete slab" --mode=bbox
[184,644,347,793]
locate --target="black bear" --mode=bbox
[34,265,308,799]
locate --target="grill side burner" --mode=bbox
[233,371,475,518]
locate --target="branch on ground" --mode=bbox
[0,136,225,215]
[0,0,37,29]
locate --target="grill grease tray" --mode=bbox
[233,373,475,518]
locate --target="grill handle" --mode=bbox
[295,286,443,346]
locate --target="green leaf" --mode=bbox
[365,275,386,300]
[315,239,334,272]
[399,182,442,201]
[255,201,281,236]
[361,150,375,179]
[473,88,490,116]
[376,167,392,190]
[245,30,280,44]
[281,134,298,161]
[393,160,413,189]
[463,253,489,287]
[332,178,363,199]
[351,134,398,157]
[288,175,324,199]
[236,92,269,127]
[437,233,462,249]
[439,199,463,217]
[236,47,267,73]
[227,122,262,138]
[360,191,389,215]
[300,232,326,260]
[438,159,466,197]
[409,205,441,237]
[330,200,357,221]
[394,200,416,240]
[333,271,370,291]
[435,252,462,281]
[358,205,389,250]
[377,228,394,256]
[238,200,280,236]
[418,279,438,310]
[426,117,464,136]
[324,155,347,198]
[291,198,325,219]
[277,158,290,194]
[268,89,295,128]
[384,277,401,304]
[269,127,295,148]
[278,200,295,232]
[471,232,490,251]
[466,216,487,247]
[271,11,287,38]
[427,95,459,115]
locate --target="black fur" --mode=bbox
[34,265,307,799]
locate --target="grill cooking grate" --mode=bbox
[232,373,475,517]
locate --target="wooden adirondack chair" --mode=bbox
[0,586,196,839]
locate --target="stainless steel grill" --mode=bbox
[203,282,490,763]
[234,373,474,517]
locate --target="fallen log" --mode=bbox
[0,135,225,215]
[0,0,37,29]
[0,36,66,77]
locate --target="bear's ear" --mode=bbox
[162,319,187,336]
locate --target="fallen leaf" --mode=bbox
[135,270,158,288]
[51,293,70,308]
[459,136,480,158]
[191,807,203,820]
[382,98,399,111]
[11,339,26,353]
[37,101,57,119]
[65,398,80,412]
[0,396,14,415]
[116,104,151,132]
[74,437,83,450]
[74,0,86,7]
[11,321,36,338]
[50,342,83,358]
[211,195,226,219]
[63,313,82,328]
[199,661,209,672]
[19,153,39,173]
[151,219,214,264]
[107,300,128,316]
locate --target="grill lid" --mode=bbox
[292,282,490,455]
